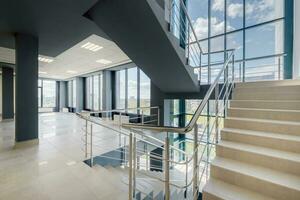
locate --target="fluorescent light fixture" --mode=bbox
[66,70,78,74]
[39,71,48,74]
[66,161,76,166]
[81,42,103,52]
[38,161,48,166]
[96,59,112,64]
[38,56,53,63]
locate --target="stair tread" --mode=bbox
[212,157,300,191]
[231,99,300,102]
[218,140,300,162]
[203,178,276,200]
[235,80,300,88]
[222,128,300,142]
[226,117,300,125]
[228,107,300,113]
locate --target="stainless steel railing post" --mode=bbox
[124,137,127,166]
[215,84,219,144]
[85,120,88,158]
[164,135,170,200]
[133,136,136,198]
[232,54,235,81]
[119,113,122,147]
[239,62,242,82]
[141,110,144,125]
[144,142,149,170]
[185,155,188,199]
[193,124,198,198]
[157,107,160,126]
[187,25,190,65]
[129,133,133,200]
[278,57,281,80]
[90,123,93,167]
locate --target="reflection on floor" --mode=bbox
[0,112,128,200]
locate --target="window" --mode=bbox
[116,70,126,109]
[226,30,243,60]
[38,88,42,107]
[72,80,76,108]
[187,0,286,82]
[245,0,284,27]
[127,68,138,110]
[85,74,102,111]
[210,0,225,36]
[226,0,243,30]
[68,80,76,108]
[115,67,151,113]
[42,80,56,107]
[245,20,284,59]
[139,70,151,109]
[38,79,56,108]
[93,75,99,110]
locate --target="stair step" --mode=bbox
[230,100,300,110]
[234,84,300,94]
[221,128,300,153]
[232,89,300,100]
[210,157,300,200]
[203,178,276,200]
[224,117,300,136]
[216,141,300,176]
[235,80,300,88]
[228,107,300,122]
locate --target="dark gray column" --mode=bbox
[102,70,112,111]
[15,33,39,142]
[2,67,14,120]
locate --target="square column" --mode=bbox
[2,67,14,120]
[15,33,39,142]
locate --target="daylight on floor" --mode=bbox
[0,0,299,199]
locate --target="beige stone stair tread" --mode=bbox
[231,99,300,102]
[228,107,300,113]
[235,80,300,88]
[222,128,300,142]
[203,178,276,200]
[212,157,300,191]
[218,141,300,162]
[226,117,300,125]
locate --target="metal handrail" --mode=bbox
[77,106,189,157]
[122,51,235,133]
[84,106,159,115]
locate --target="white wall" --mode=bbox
[294,0,300,79]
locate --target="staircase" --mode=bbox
[203,80,300,200]
[93,164,187,200]
[84,0,199,93]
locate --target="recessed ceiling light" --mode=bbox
[66,70,78,74]
[38,56,53,63]
[39,71,48,74]
[81,42,103,52]
[96,59,112,64]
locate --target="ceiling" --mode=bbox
[38,34,131,79]
[0,0,131,79]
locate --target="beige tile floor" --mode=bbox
[0,112,127,200]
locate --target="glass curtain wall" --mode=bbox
[115,67,151,113]
[85,74,103,111]
[38,79,56,108]
[187,0,285,82]
[68,80,76,108]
